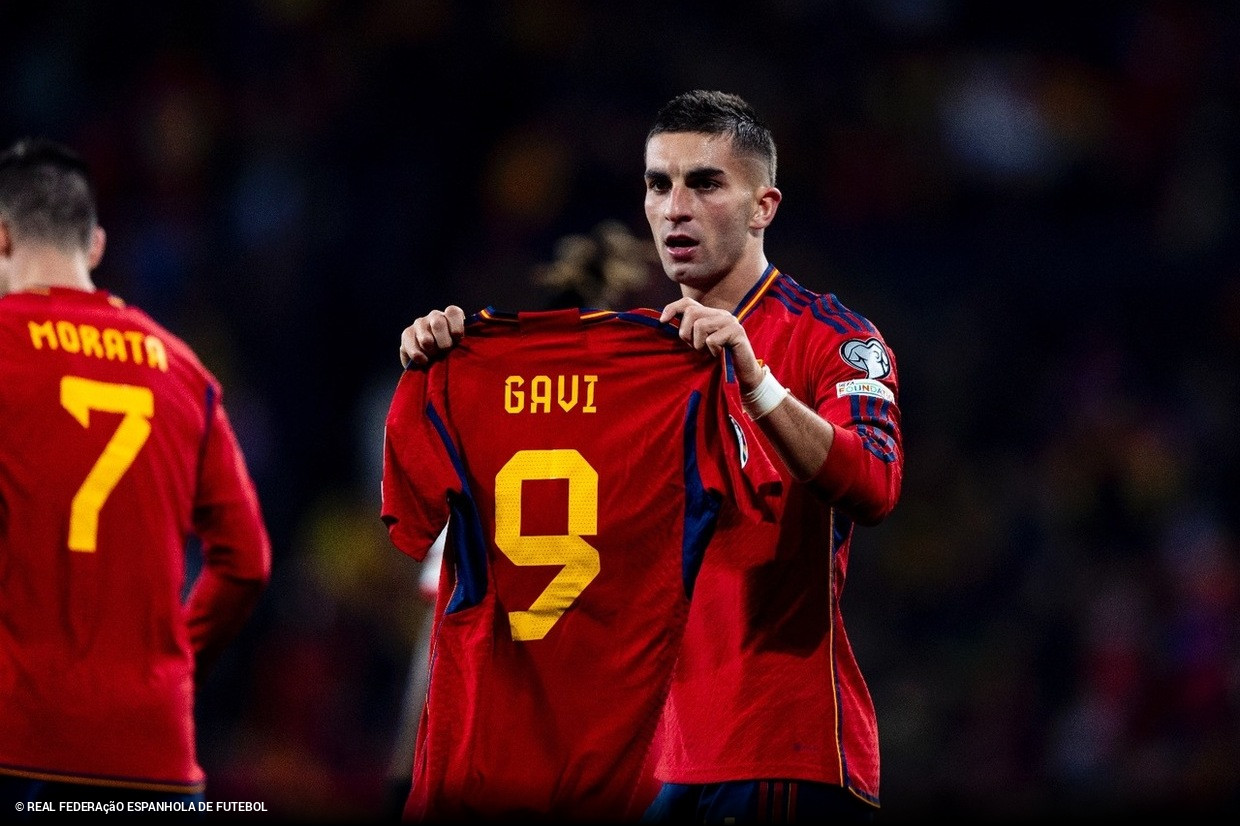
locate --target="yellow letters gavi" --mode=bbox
[504,374,598,413]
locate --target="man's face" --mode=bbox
[643,132,765,292]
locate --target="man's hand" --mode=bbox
[400,306,466,368]
[660,297,764,392]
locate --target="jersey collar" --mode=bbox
[731,264,780,322]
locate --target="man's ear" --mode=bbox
[751,186,782,230]
[88,226,106,269]
[0,220,12,258]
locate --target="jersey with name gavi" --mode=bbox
[381,307,781,822]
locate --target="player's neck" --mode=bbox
[11,249,96,293]
[682,254,771,312]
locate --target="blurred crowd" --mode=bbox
[3,0,1237,820]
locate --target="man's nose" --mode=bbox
[664,184,692,221]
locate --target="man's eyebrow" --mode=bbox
[645,166,727,181]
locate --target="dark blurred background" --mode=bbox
[3,0,1238,821]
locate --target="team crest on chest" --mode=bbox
[840,338,891,379]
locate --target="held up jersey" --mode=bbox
[381,307,781,822]
[655,267,904,808]
[0,287,271,793]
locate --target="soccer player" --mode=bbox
[382,305,781,821]
[0,139,271,811]
[399,90,904,823]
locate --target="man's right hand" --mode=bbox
[400,306,466,368]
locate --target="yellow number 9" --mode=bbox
[494,449,600,641]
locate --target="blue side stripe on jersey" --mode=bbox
[827,508,854,791]
[425,401,489,613]
[195,383,217,488]
[681,390,722,601]
[832,513,852,558]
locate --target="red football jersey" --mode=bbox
[655,267,904,807]
[0,287,271,792]
[381,307,780,822]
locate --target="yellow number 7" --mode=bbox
[494,449,600,641]
[59,376,155,553]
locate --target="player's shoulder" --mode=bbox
[810,291,883,340]
[0,294,29,349]
[755,271,884,340]
[0,289,42,318]
[111,297,221,384]
[115,299,199,353]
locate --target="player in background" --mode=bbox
[399,90,904,823]
[0,138,271,812]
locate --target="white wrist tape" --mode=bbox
[741,365,790,420]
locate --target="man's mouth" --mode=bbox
[665,236,698,262]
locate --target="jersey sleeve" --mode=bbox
[381,366,462,562]
[185,390,272,683]
[802,320,904,526]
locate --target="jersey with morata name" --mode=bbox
[0,287,271,793]
[381,306,781,822]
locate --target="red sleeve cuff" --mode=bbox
[810,422,864,499]
[809,424,900,525]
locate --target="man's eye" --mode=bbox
[647,180,670,193]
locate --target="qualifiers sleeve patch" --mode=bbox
[836,378,894,403]
[840,337,891,379]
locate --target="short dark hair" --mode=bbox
[0,138,98,252]
[647,90,777,186]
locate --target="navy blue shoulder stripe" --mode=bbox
[808,299,851,334]
[773,278,812,310]
[778,275,818,305]
[748,274,877,339]
[824,294,876,334]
